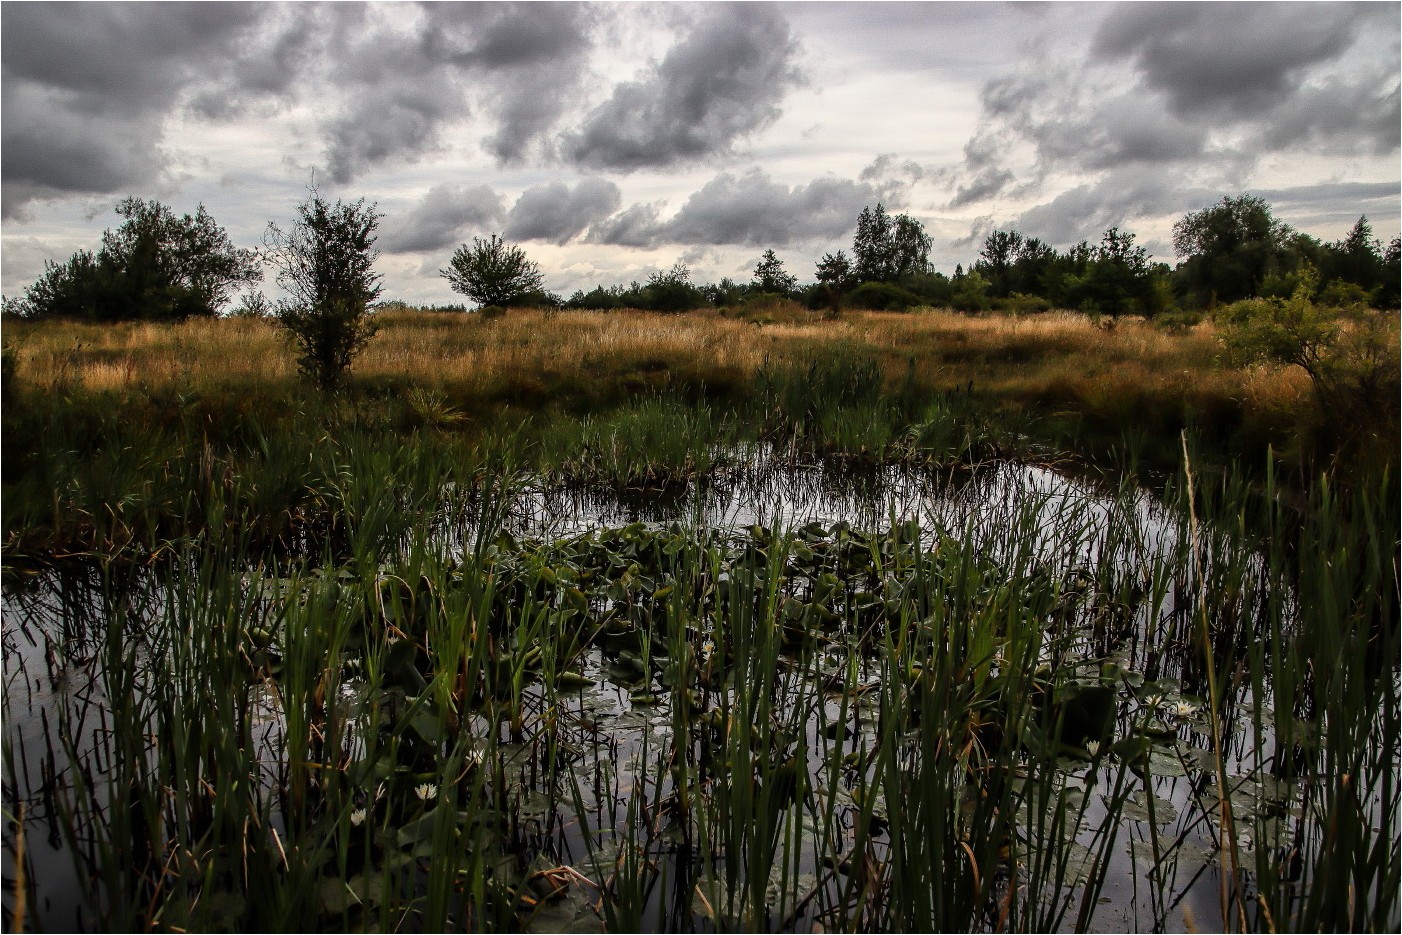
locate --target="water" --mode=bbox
[0,458,1317,932]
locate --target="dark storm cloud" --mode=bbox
[0,2,263,216]
[1,1,606,209]
[949,168,1014,209]
[977,66,1208,176]
[322,2,600,180]
[188,3,327,118]
[587,170,876,248]
[1254,80,1401,156]
[562,4,803,172]
[950,2,1397,212]
[1,2,260,111]
[1089,2,1400,157]
[1012,170,1212,248]
[324,83,464,185]
[420,2,597,165]
[1093,2,1378,118]
[379,184,505,254]
[664,171,870,246]
[585,204,665,248]
[1253,181,1402,207]
[503,178,621,244]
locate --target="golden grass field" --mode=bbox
[4,307,1312,420]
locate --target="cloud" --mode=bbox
[379,184,505,254]
[562,3,803,171]
[586,203,666,248]
[1254,79,1400,156]
[587,169,878,248]
[1252,181,1402,207]
[187,4,327,118]
[0,2,608,208]
[324,82,466,185]
[0,2,263,216]
[858,154,925,207]
[1093,2,1375,118]
[1250,181,1402,231]
[947,3,1398,213]
[1011,169,1213,249]
[421,2,598,164]
[949,168,1015,209]
[504,178,621,244]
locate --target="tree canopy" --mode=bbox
[752,249,798,294]
[852,204,931,283]
[1172,194,1294,305]
[265,189,383,390]
[7,198,260,321]
[441,235,545,309]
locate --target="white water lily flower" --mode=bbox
[700,638,715,661]
[1142,693,1164,709]
[350,807,367,826]
[466,749,485,770]
[1085,740,1102,757]
[414,782,438,801]
[1174,701,1197,718]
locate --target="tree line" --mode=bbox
[5,189,1397,389]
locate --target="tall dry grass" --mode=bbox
[3,307,1308,412]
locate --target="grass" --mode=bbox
[1,303,1397,932]
[6,451,1394,931]
[0,307,1336,454]
[6,304,1389,559]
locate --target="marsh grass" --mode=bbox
[2,305,1397,932]
[5,436,1395,932]
[6,305,1383,479]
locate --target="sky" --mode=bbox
[2,0,1399,306]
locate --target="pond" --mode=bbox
[1,454,1387,932]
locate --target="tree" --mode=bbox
[851,204,931,283]
[1379,237,1402,308]
[752,249,797,294]
[1081,227,1154,316]
[815,250,854,310]
[1324,216,1385,296]
[441,234,545,309]
[265,189,383,391]
[640,262,706,312]
[8,198,260,321]
[977,230,1024,297]
[1171,194,1293,306]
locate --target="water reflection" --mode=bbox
[2,458,1293,932]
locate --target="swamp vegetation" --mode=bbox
[1,307,1397,932]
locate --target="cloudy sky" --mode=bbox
[2,1,1398,305]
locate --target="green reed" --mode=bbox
[3,410,1396,933]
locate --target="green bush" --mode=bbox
[846,281,923,311]
[266,190,383,392]
[9,198,260,322]
[950,270,992,312]
[1154,310,1203,333]
[1219,273,1399,439]
[441,235,546,308]
[995,292,1052,314]
[1317,280,1371,309]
